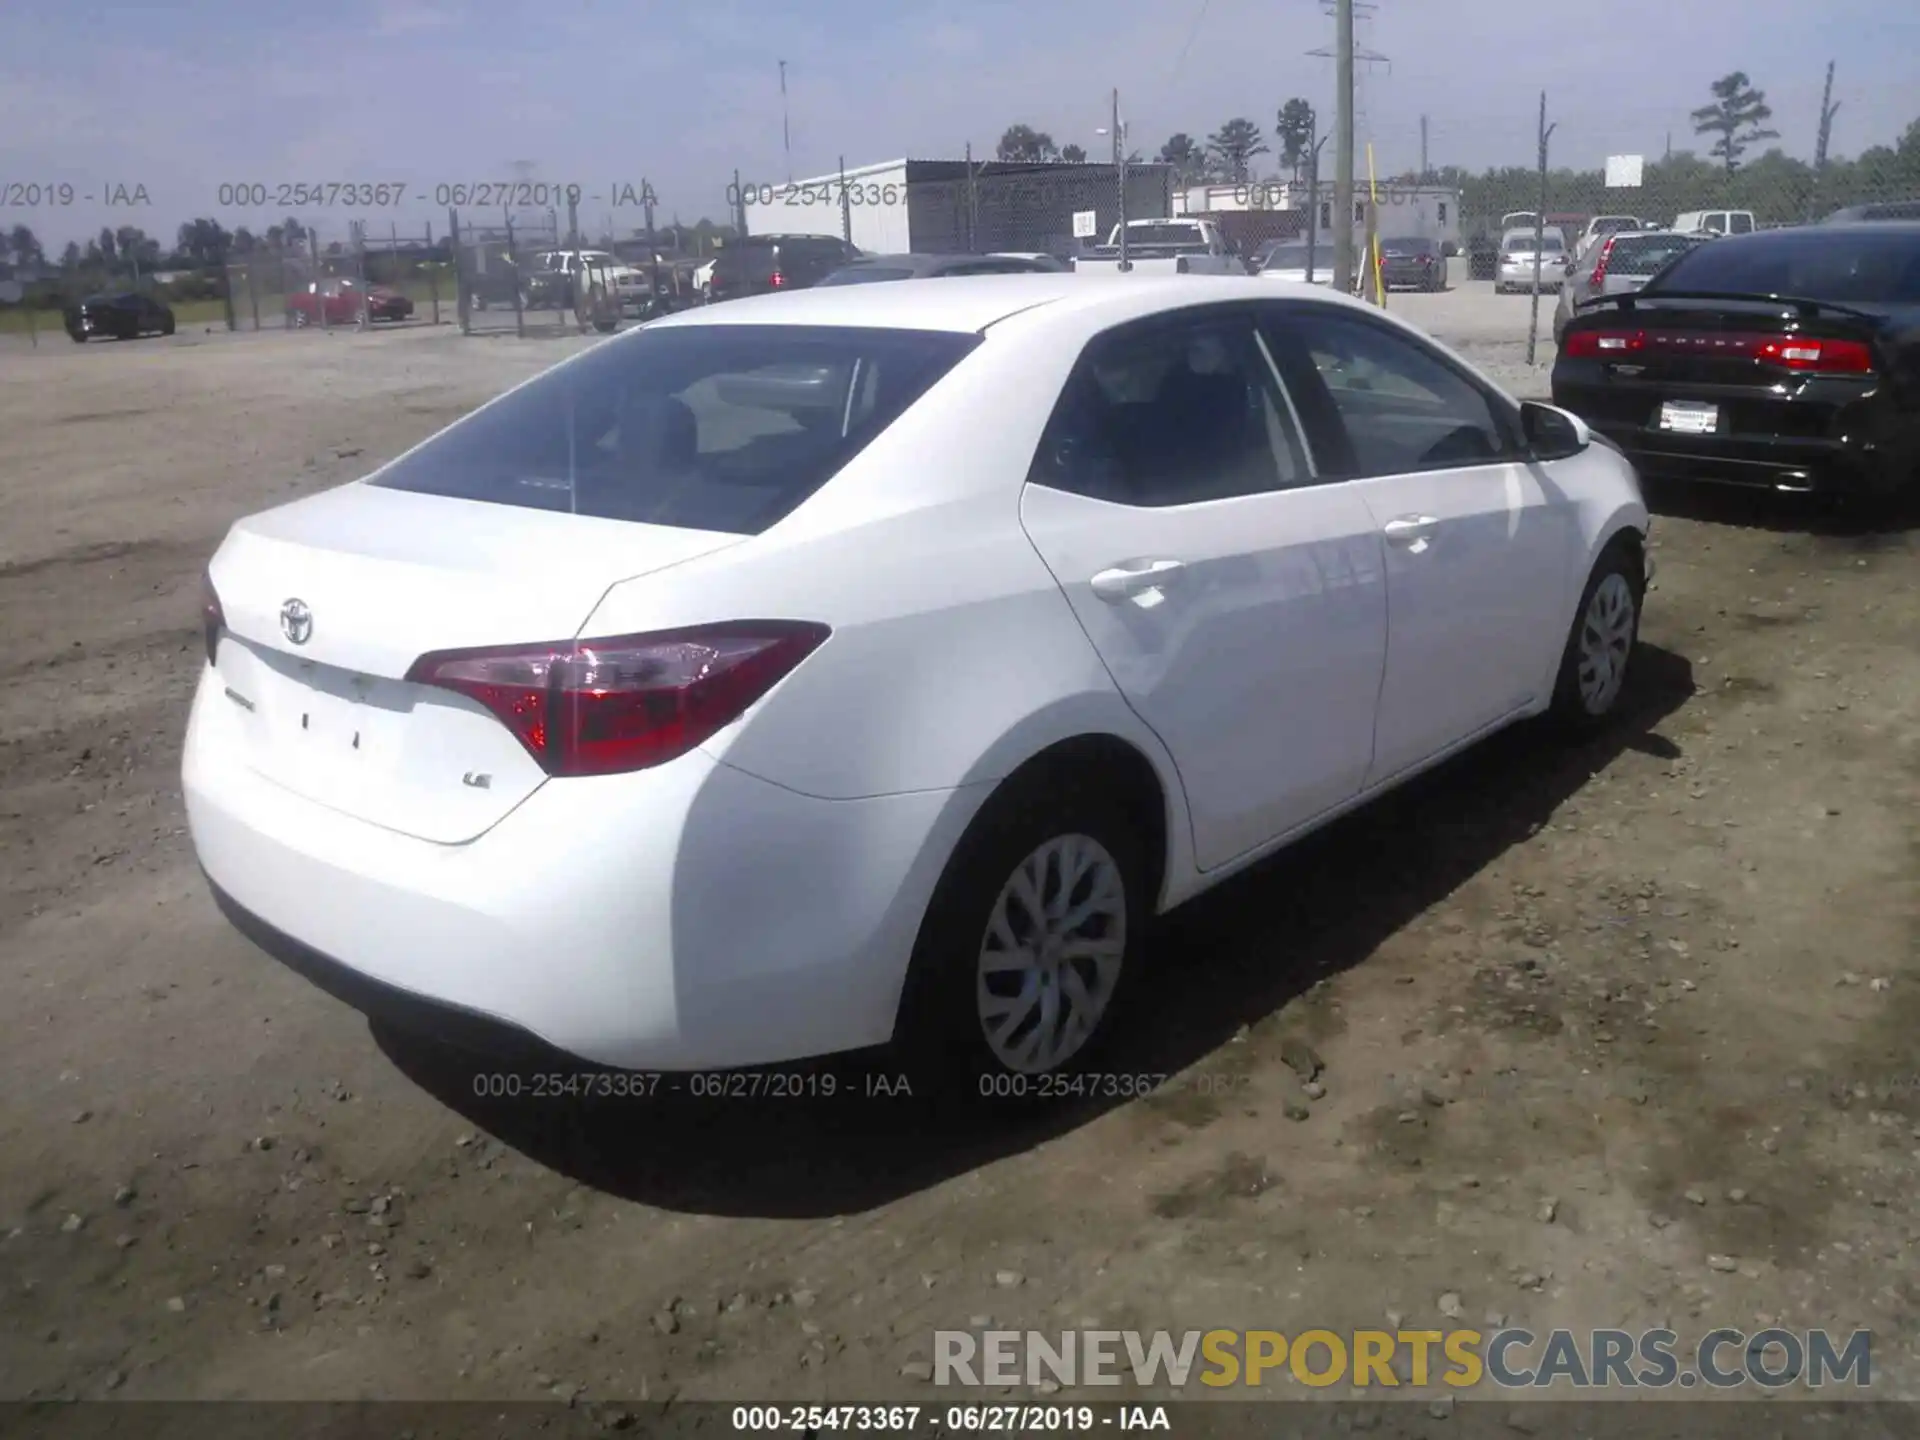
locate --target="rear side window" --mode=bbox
[1652,230,1920,303]
[1029,313,1311,506]
[1728,213,1754,235]
[371,325,979,534]
[1607,235,1705,275]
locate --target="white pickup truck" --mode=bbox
[1072,219,1247,275]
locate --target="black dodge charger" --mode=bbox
[65,290,176,342]
[1551,222,1920,511]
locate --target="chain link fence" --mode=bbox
[221,220,447,332]
[732,160,1178,264]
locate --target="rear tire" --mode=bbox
[1548,539,1645,736]
[892,772,1150,1103]
[161,313,175,336]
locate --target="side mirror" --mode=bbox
[1520,400,1589,459]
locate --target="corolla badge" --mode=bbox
[280,598,314,645]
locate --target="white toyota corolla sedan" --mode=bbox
[185,275,1650,1085]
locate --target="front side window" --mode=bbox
[371,325,979,534]
[1277,310,1513,478]
[1028,313,1311,506]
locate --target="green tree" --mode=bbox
[996,125,1059,163]
[1156,133,1208,185]
[59,240,82,270]
[175,218,234,267]
[1275,99,1316,181]
[7,224,46,270]
[1691,71,1780,173]
[1059,144,1087,164]
[1207,117,1269,183]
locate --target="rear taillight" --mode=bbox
[201,570,224,667]
[405,622,830,777]
[769,270,786,288]
[1589,236,1616,287]
[1755,337,1874,373]
[1562,328,1646,357]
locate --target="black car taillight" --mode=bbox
[201,570,225,667]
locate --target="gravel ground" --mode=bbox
[1,312,1917,1412]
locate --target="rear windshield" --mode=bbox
[712,242,780,272]
[1505,234,1563,253]
[1381,237,1430,251]
[818,266,915,285]
[1605,234,1705,276]
[1120,224,1207,246]
[1262,246,1312,270]
[1650,229,1920,303]
[370,325,979,534]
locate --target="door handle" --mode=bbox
[1090,559,1186,601]
[1382,514,1439,546]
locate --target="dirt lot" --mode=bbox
[1,318,1918,1415]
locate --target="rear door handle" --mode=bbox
[1090,559,1186,601]
[1382,514,1439,547]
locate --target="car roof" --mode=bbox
[842,253,1050,273]
[645,273,1404,337]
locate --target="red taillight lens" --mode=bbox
[202,570,224,667]
[1755,336,1874,373]
[1418,254,1432,265]
[1562,328,1646,358]
[1589,236,1616,287]
[406,622,830,777]
[769,270,786,288]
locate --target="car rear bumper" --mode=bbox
[1577,421,1891,495]
[182,671,974,1070]
[1554,375,1904,497]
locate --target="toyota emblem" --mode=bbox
[280,598,314,645]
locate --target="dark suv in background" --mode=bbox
[707,235,861,303]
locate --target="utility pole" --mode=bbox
[779,60,792,182]
[1114,89,1131,272]
[1809,60,1839,219]
[1333,0,1354,293]
[1527,92,1556,369]
[1420,114,1429,179]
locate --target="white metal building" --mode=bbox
[740,158,1176,257]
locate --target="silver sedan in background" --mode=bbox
[1553,230,1708,344]
[1495,229,1569,294]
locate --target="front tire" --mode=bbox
[1549,540,1644,735]
[161,313,175,336]
[893,774,1149,1098]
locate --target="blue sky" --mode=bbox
[3,0,1915,251]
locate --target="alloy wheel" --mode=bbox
[975,833,1127,1073]
[1576,571,1636,715]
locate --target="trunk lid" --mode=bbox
[1577,295,1885,386]
[208,482,743,843]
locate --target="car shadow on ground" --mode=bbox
[375,645,1697,1218]
[1643,478,1918,543]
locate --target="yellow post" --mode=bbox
[1366,142,1385,307]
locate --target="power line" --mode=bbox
[1166,0,1212,89]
